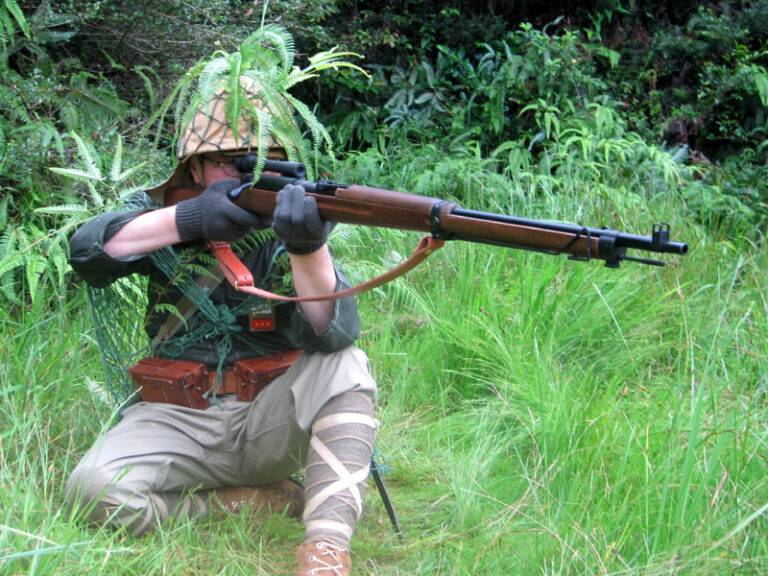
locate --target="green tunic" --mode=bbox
[68,207,362,367]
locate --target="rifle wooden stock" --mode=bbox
[234,183,610,257]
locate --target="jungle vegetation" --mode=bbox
[1,1,767,574]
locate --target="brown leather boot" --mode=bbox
[295,541,351,576]
[211,479,303,518]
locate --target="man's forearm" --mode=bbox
[104,206,181,258]
[290,245,337,332]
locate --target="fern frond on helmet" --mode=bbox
[146,24,367,203]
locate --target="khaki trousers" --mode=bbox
[66,346,377,527]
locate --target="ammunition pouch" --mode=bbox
[128,350,302,409]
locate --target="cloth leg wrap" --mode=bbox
[302,390,377,549]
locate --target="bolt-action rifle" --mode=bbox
[165,155,688,302]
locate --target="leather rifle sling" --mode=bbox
[208,235,445,302]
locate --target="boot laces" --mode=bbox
[306,541,347,575]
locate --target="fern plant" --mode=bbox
[0,0,29,63]
[148,24,368,179]
[46,132,148,218]
[0,132,149,305]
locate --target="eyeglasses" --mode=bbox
[201,154,248,177]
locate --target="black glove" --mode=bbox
[175,179,270,242]
[273,184,333,255]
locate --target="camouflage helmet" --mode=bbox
[146,78,285,204]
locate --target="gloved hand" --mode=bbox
[273,184,333,255]
[175,178,270,242]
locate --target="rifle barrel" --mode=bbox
[450,207,688,255]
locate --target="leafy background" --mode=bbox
[1,1,767,574]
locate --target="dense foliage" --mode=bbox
[1,1,767,575]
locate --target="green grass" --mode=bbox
[2,145,767,575]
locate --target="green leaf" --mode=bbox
[48,167,101,183]
[110,135,124,184]
[226,52,243,146]
[70,132,102,180]
[3,0,29,39]
[25,252,45,304]
[751,66,768,108]
[33,204,89,215]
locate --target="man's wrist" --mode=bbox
[284,240,326,255]
[175,198,203,242]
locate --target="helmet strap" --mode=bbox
[190,156,206,187]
